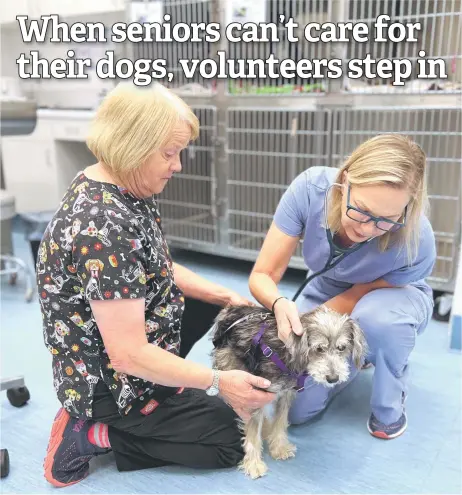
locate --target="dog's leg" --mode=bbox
[261,415,271,440]
[267,391,297,461]
[238,410,268,479]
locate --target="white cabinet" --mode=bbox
[1,111,98,214]
[2,116,59,213]
[1,138,60,213]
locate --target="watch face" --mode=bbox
[206,387,219,396]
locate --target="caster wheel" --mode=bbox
[25,288,34,303]
[433,293,452,323]
[7,386,30,408]
[1,449,10,478]
[8,273,17,286]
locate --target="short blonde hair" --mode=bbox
[86,83,199,178]
[327,134,428,264]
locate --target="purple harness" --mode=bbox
[251,323,308,392]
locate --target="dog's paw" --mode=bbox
[269,442,297,460]
[238,457,268,479]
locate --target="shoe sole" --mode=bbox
[366,414,407,440]
[43,409,88,488]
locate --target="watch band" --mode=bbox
[211,368,220,389]
[206,368,220,394]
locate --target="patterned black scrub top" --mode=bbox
[36,172,184,419]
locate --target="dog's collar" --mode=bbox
[224,312,271,333]
[251,323,308,392]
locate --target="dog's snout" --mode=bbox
[326,374,339,384]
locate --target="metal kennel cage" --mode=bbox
[127,0,462,294]
[226,108,331,261]
[330,106,462,291]
[156,105,219,248]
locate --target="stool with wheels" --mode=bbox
[0,190,32,478]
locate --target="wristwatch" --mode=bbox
[206,369,220,396]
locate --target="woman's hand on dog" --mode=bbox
[273,298,304,342]
[219,370,275,420]
[223,290,256,308]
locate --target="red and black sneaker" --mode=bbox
[43,408,109,487]
[367,411,407,439]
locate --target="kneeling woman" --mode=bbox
[249,134,436,439]
[38,83,275,487]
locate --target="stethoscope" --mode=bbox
[217,185,376,339]
[291,183,376,302]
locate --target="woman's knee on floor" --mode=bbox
[288,381,330,425]
[289,406,325,426]
[203,396,244,468]
[351,288,421,368]
[215,437,245,468]
[208,418,244,468]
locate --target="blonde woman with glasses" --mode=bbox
[249,134,436,440]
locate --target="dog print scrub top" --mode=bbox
[37,172,184,419]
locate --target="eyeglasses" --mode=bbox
[346,183,407,233]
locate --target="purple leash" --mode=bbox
[251,323,308,392]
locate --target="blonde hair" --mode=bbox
[86,82,199,180]
[327,134,428,264]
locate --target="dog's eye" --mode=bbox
[316,346,325,353]
[337,344,346,352]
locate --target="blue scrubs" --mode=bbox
[273,167,436,425]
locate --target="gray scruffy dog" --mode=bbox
[211,304,367,479]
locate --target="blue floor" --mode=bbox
[1,227,461,494]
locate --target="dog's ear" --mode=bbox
[285,317,312,359]
[347,318,367,369]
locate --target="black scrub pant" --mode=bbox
[92,298,244,472]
